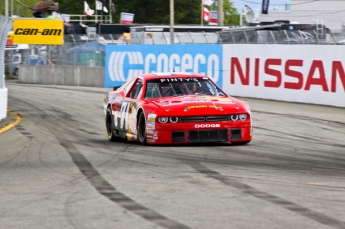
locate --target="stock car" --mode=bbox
[103,72,252,145]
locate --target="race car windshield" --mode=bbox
[144,78,225,98]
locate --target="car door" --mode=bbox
[116,79,143,138]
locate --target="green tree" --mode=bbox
[1,0,240,25]
[223,0,240,25]
[108,0,202,24]
[0,0,38,17]
[59,0,239,25]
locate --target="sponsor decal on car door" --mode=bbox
[115,100,138,138]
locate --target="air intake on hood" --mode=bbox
[180,116,229,122]
[180,116,205,122]
[206,116,229,121]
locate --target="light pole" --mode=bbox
[218,0,223,26]
[5,0,9,17]
[170,0,174,44]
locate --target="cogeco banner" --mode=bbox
[13,18,64,45]
[105,44,222,87]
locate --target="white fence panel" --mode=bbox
[222,44,345,107]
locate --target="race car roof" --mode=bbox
[140,72,208,80]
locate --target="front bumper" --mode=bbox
[146,121,252,144]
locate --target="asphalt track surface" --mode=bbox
[1,81,345,229]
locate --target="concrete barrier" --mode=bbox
[19,65,104,87]
[0,74,7,121]
[0,86,8,121]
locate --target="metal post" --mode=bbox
[240,13,244,26]
[218,0,223,26]
[95,3,98,23]
[170,0,174,44]
[109,0,112,23]
[101,0,104,23]
[11,0,13,17]
[201,0,203,26]
[5,0,9,17]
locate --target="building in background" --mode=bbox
[258,0,345,36]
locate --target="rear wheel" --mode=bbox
[106,106,121,142]
[231,141,251,145]
[138,112,147,145]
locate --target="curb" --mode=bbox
[0,110,22,134]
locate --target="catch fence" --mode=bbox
[5,28,345,78]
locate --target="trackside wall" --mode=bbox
[20,65,104,87]
[19,44,345,108]
[222,45,345,107]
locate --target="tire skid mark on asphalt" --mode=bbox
[253,110,345,127]
[11,97,192,229]
[255,126,345,149]
[58,137,191,229]
[318,126,344,134]
[15,124,34,139]
[186,161,345,229]
[124,145,345,177]
[205,145,345,175]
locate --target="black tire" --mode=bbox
[138,112,147,145]
[105,106,120,142]
[231,141,251,145]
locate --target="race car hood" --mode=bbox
[150,95,246,115]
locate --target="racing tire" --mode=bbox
[106,106,121,142]
[231,141,251,145]
[138,112,147,145]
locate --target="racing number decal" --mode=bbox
[119,102,130,131]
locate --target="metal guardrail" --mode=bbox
[218,29,339,45]
[67,14,111,23]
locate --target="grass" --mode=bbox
[4,74,18,80]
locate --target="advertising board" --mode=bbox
[5,31,29,50]
[222,44,345,107]
[13,18,64,45]
[105,44,222,87]
[120,12,134,24]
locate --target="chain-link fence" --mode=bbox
[0,16,13,88]
[6,28,345,73]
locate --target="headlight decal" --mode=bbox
[169,117,179,123]
[158,117,169,123]
[230,113,248,121]
[230,114,239,121]
[157,116,179,123]
[239,114,247,120]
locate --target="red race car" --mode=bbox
[103,72,252,145]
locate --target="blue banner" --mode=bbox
[105,44,223,88]
[262,0,270,14]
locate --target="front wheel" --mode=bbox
[137,112,147,145]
